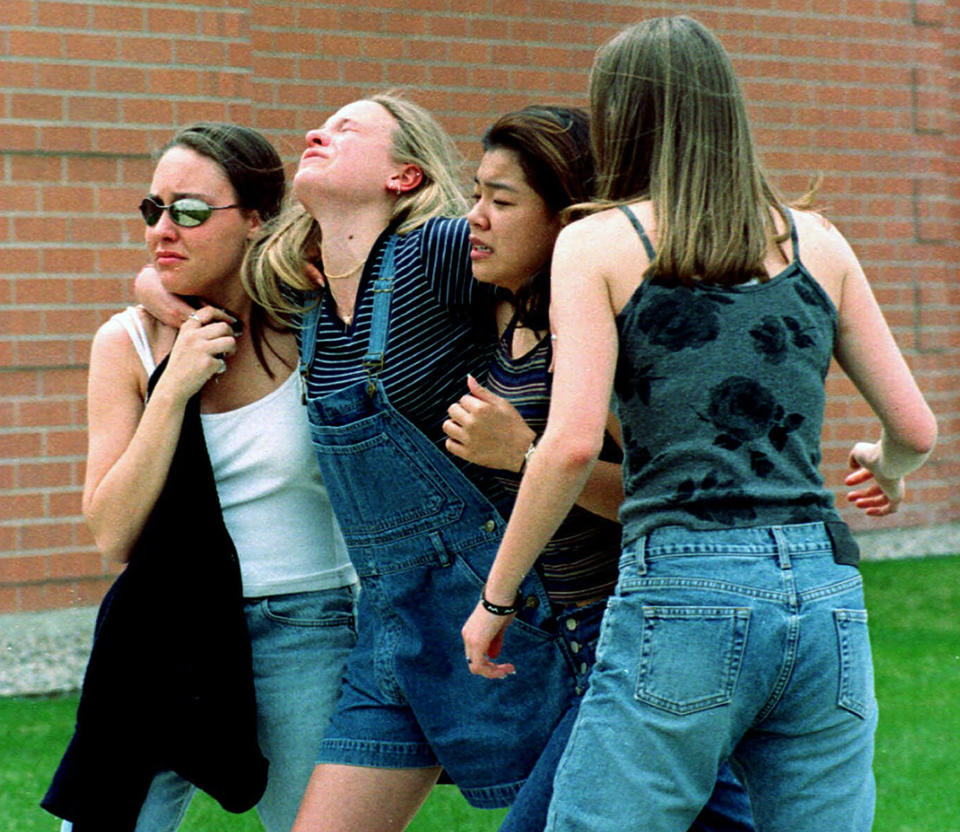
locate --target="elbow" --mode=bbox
[85,512,132,565]
[902,407,938,458]
[93,532,133,566]
[548,432,603,474]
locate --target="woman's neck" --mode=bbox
[314,201,393,276]
[190,278,253,324]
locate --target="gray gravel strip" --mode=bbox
[0,606,97,697]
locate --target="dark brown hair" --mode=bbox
[481,105,593,329]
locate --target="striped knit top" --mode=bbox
[298,216,505,508]
[487,312,621,605]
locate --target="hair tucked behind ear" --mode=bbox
[371,92,468,232]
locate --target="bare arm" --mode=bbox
[443,375,623,521]
[462,218,618,677]
[83,308,238,562]
[133,263,196,327]
[826,227,937,514]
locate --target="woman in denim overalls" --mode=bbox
[242,95,587,831]
[464,16,937,832]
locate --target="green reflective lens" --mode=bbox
[139,197,239,227]
[168,198,214,227]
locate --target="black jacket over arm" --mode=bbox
[42,358,268,831]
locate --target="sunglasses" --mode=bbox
[139,196,241,228]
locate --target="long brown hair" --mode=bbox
[589,16,791,286]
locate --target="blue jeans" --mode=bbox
[502,601,754,832]
[546,523,876,832]
[62,585,357,832]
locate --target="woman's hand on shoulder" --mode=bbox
[444,374,536,472]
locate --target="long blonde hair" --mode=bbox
[243,93,467,319]
[589,16,793,286]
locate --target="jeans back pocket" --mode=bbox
[834,609,874,719]
[635,606,750,715]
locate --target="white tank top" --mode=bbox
[114,307,357,597]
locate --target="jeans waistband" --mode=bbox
[632,522,834,573]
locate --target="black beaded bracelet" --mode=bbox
[480,587,521,616]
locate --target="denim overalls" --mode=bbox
[298,236,575,808]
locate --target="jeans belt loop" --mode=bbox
[635,534,648,576]
[771,525,791,570]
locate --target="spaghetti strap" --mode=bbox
[618,205,657,261]
[113,306,157,376]
[782,205,800,263]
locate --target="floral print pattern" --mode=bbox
[614,206,840,533]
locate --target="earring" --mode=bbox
[393,181,402,196]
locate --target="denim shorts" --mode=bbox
[547,522,877,832]
[314,534,575,809]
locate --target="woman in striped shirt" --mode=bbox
[442,105,754,832]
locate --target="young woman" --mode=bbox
[45,124,358,832]
[462,17,937,832]
[446,105,753,832]
[245,94,574,832]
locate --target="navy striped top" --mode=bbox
[299,216,504,507]
[487,313,621,604]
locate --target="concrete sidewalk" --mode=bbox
[2,521,957,698]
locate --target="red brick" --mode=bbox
[0,494,45,522]
[50,490,85,518]
[0,587,21,615]
[43,248,98,275]
[0,555,46,583]
[47,550,106,580]
[8,30,62,59]
[17,398,74,428]
[92,4,146,31]
[14,278,71,304]
[11,93,62,121]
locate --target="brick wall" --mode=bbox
[2,0,957,613]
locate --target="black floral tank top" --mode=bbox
[615,206,844,546]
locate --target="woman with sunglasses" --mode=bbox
[45,123,358,832]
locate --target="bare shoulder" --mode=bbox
[788,208,862,307]
[90,308,173,395]
[558,202,652,264]
[790,208,857,265]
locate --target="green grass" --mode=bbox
[4,555,958,832]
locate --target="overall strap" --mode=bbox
[298,293,322,404]
[618,205,657,261]
[363,234,399,396]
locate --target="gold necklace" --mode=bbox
[323,258,367,281]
